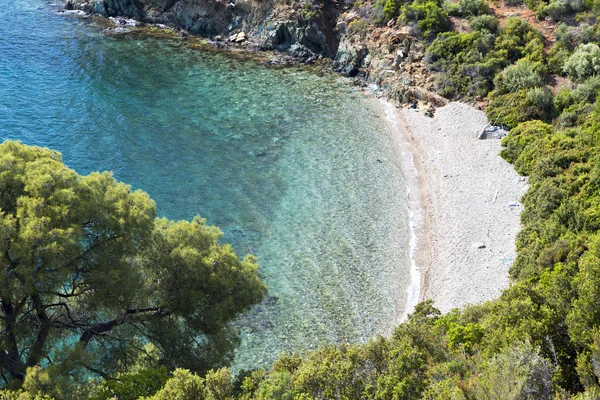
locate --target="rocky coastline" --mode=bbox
[66,0,449,110]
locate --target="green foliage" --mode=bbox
[500,120,554,172]
[564,43,600,81]
[300,2,322,20]
[425,17,543,99]
[527,87,553,112]
[486,89,553,129]
[494,18,542,63]
[545,0,569,21]
[469,14,499,33]
[0,141,266,388]
[555,88,576,112]
[426,31,500,98]
[579,23,598,44]
[555,23,573,48]
[573,75,600,103]
[92,367,170,400]
[149,369,206,400]
[383,0,402,21]
[500,60,544,92]
[146,368,232,400]
[401,0,450,37]
[447,323,485,353]
[452,0,490,16]
[557,101,594,128]
[470,341,555,399]
[547,42,572,75]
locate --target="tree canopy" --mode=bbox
[0,141,266,387]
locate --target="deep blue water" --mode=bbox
[0,1,410,370]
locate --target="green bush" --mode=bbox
[426,31,499,98]
[547,43,572,74]
[382,0,401,21]
[557,101,594,128]
[149,369,205,400]
[486,89,553,128]
[469,14,499,32]
[470,341,554,399]
[555,23,573,48]
[564,43,600,81]
[527,87,554,112]
[401,0,450,37]
[493,18,542,63]
[93,367,170,400]
[500,120,554,168]
[544,0,569,21]
[500,60,544,92]
[524,0,545,11]
[566,0,586,12]
[573,75,600,103]
[456,0,490,16]
[579,23,598,43]
[554,87,575,112]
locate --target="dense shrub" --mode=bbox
[401,0,450,37]
[555,23,573,48]
[573,75,600,103]
[547,43,572,74]
[493,18,543,63]
[470,341,555,399]
[500,120,554,167]
[579,23,598,43]
[382,0,401,22]
[499,60,544,92]
[426,31,500,97]
[486,89,553,128]
[528,87,554,112]
[557,101,594,127]
[564,43,600,81]
[469,14,499,32]
[554,87,575,112]
[545,0,569,21]
[455,0,490,16]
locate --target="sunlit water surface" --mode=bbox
[0,1,411,370]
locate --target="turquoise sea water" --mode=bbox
[0,1,410,370]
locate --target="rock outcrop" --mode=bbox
[72,0,340,56]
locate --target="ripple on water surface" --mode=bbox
[0,0,411,370]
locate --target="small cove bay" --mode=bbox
[0,0,412,371]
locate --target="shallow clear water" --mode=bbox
[0,0,410,370]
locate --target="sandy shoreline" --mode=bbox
[371,98,528,315]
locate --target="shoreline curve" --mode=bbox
[370,96,528,315]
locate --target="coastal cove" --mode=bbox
[6,0,600,390]
[1,0,416,372]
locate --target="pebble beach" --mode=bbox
[373,99,529,315]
